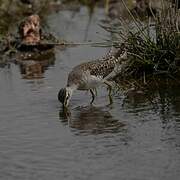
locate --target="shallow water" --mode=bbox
[0,6,180,180]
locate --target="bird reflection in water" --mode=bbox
[59,105,125,135]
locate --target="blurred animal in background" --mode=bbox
[107,0,157,18]
[19,14,41,44]
[20,0,34,5]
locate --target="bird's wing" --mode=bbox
[88,53,127,79]
[69,47,127,84]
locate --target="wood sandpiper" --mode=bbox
[58,47,127,107]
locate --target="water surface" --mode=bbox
[0,6,180,180]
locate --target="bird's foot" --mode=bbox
[104,80,114,105]
[90,89,95,104]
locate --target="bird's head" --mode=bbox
[58,87,73,107]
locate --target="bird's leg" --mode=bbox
[104,80,112,95]
[105,0,110,14]
[90,89,95,104]
[93,88,97,96]
[104,80,113,104]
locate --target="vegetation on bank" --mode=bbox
[0,0,179,82]
[62,0,180,82]
[103,1,180,82]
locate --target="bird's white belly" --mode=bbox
[78,74,103,90]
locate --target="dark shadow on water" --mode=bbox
[16,49,55,79]
[59,105,126,135]
[0,47,56,79]
[58,78,180,139]
[118,79,180,145]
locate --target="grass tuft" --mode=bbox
[103,0,180,80]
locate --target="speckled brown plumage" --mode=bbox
[67,47,126,87]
